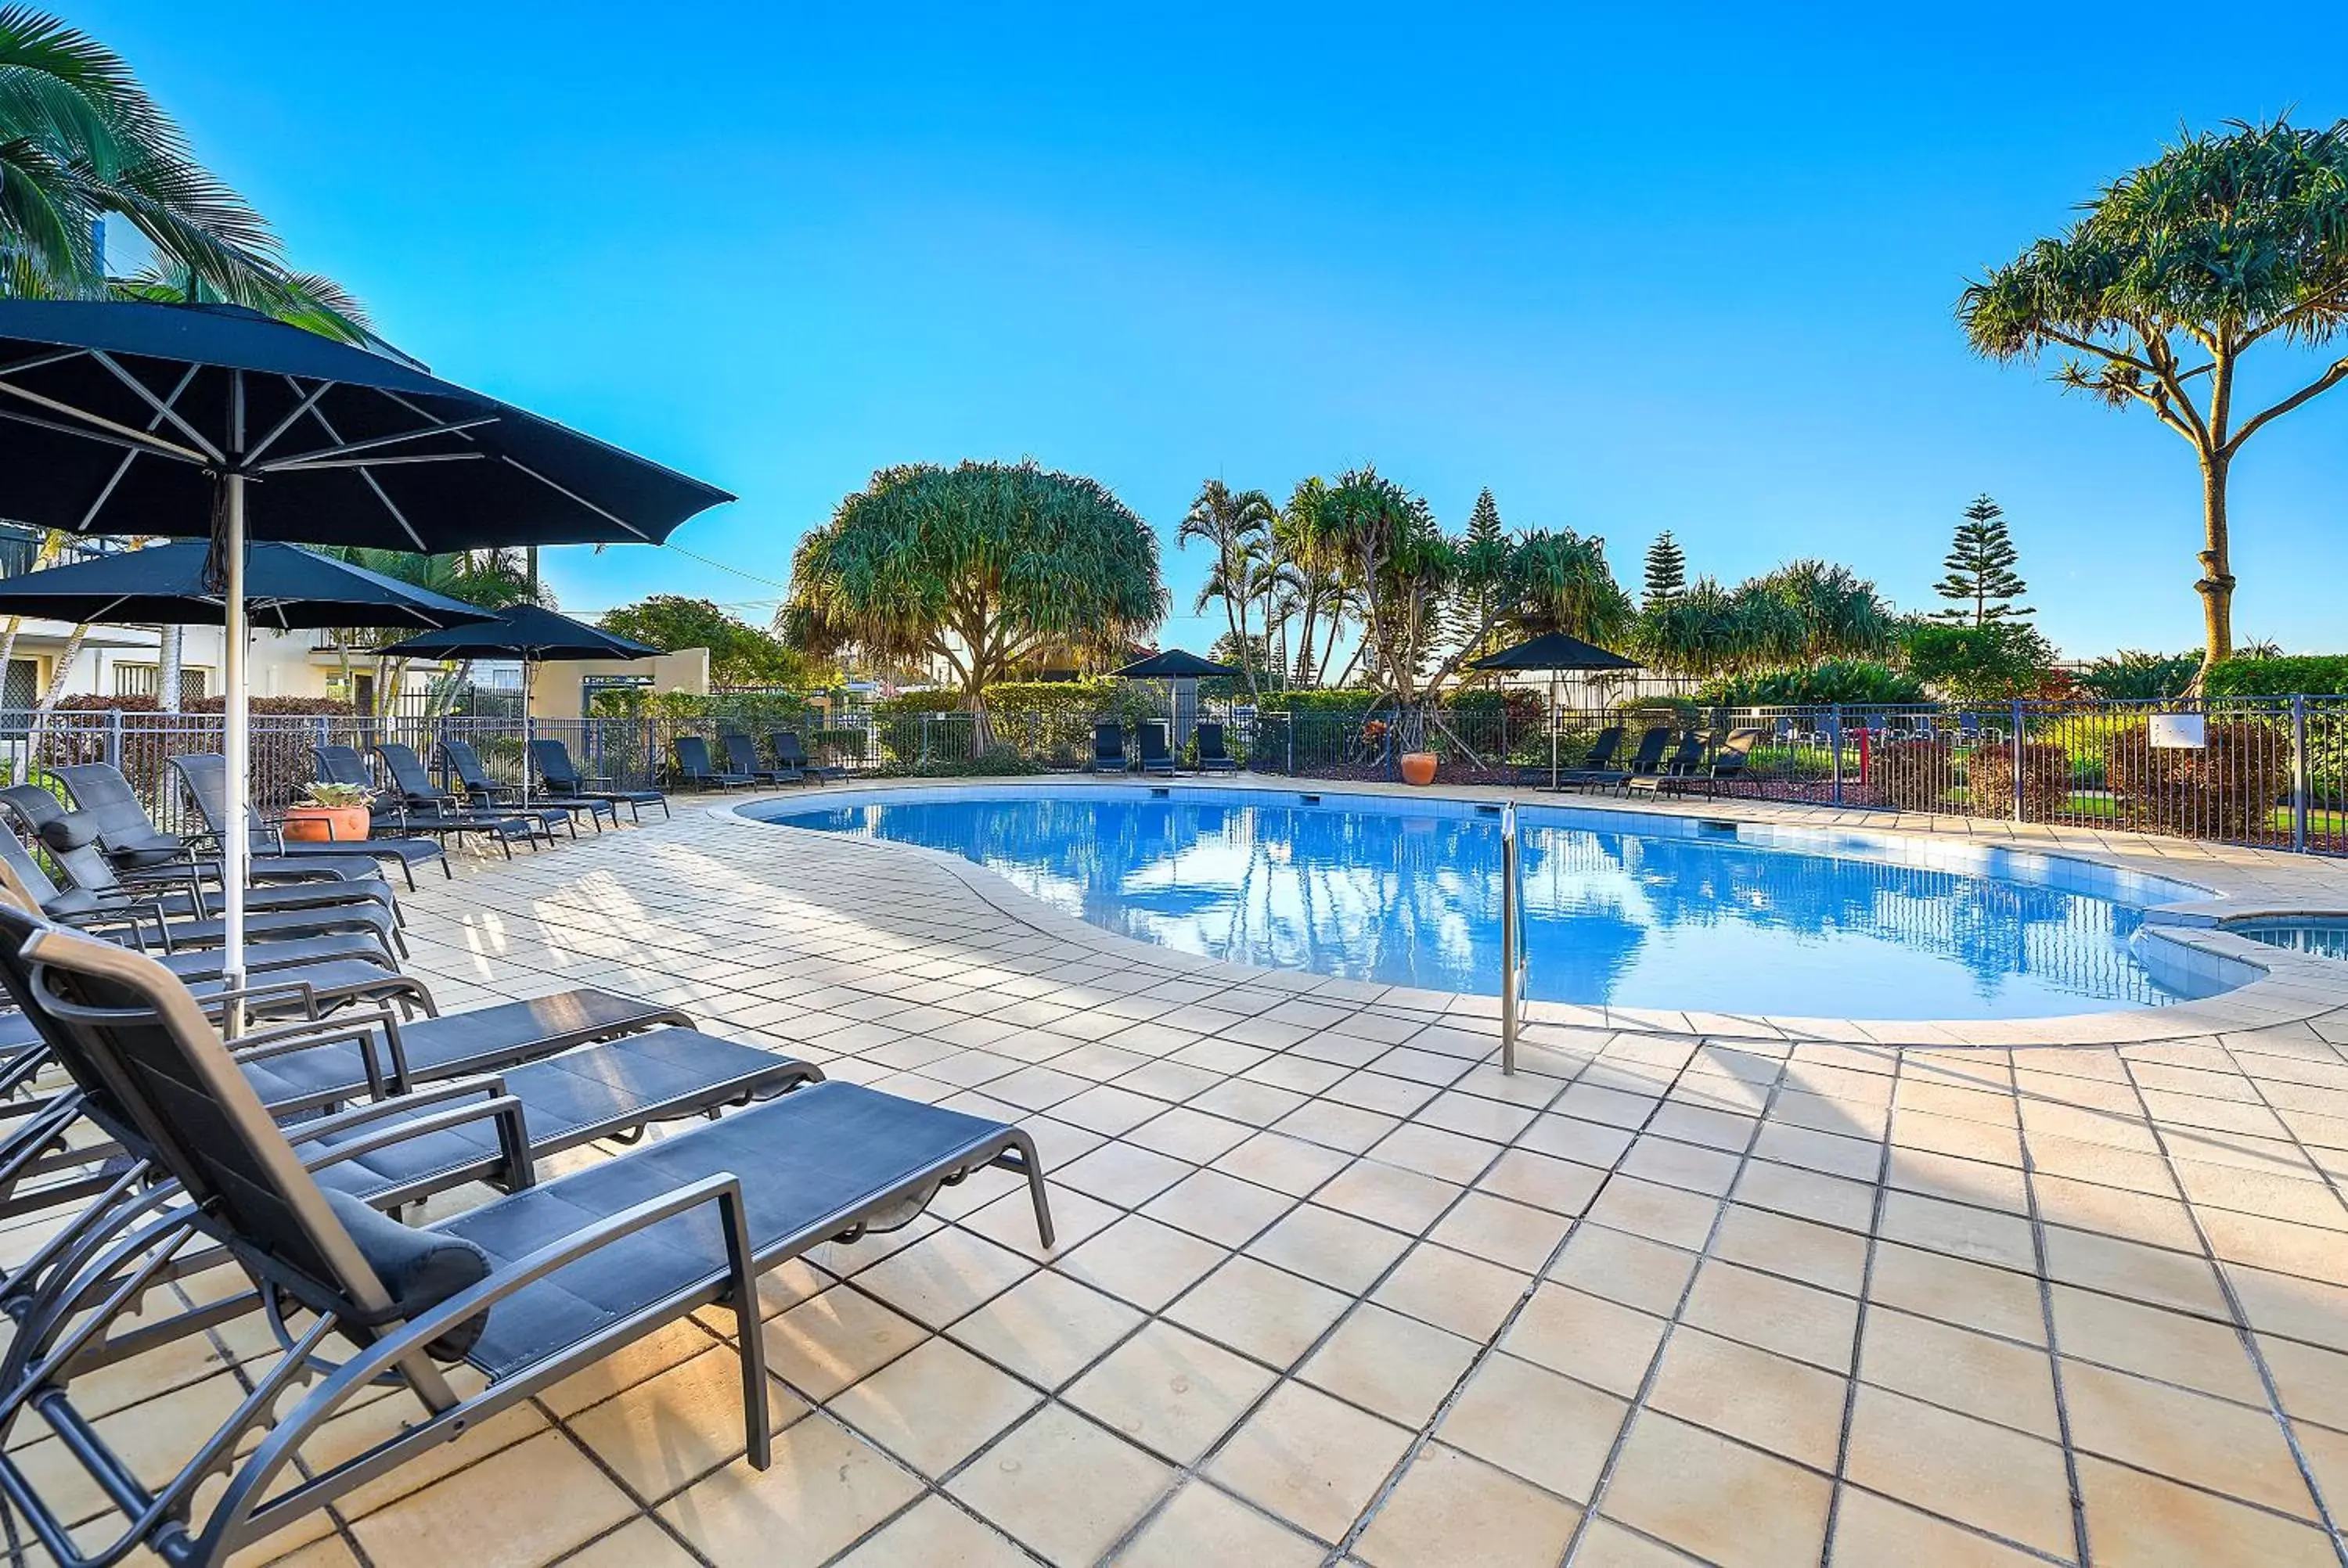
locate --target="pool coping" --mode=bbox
[718,773,2348,1050]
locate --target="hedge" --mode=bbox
[2202,656,2348,699]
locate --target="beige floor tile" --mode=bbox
[1055,1214,1229,1311]
[1712,1205,1869,1296]
[1827,1488,2044,1566]
[946,1403,1175,1567]
[553,1517,701,1568]
[1373,1241,1532,1341]
[2260,1333,2348,1430]
[1734,1157,1878,1232]
[2076,1452,2336,1567]
[1547,1225,1699,1318]
[1168,1254,1356,1368]
[2041,1226,2228,1317]
[1683,1259,1859,1373]
[1272,1098,1403,1154]
[1876,1191,2037,1272]
[1114,1481,1324,1568]
[283,1387,547,1526]
[832,1494,1031,1566]
[658,1416,924,1566]
[1601,1412,1832,1568]
[1427,1191,1576,1271]
[1140,1169,1298,1247]
[1857,1306,2059,1440]
[945,1269,1145,1390]
[538,1318,719,1419]
[762,1286,927,1400]
[1355,1443,1581,1568]
[1500,1282,1666,1398]
[1246,1204,1414,1295]
[2049,1283,2267,1402]
[1218,1128,1359,1193]
[1620,1133,1743,1197]
[1205,1379,1416,1544]
[1585,1176,1723,1251]
[1573,1515,1703,1566]
[2229,1262,2348,1354]
[1056,1140,1194,1207]
[349,1430,636,1568]
[1438,1350,1627,1501]
[2060,1360,2315,1517]
[828,1335,1043,1478]
[1126,1105,1257,1163]
[1867,1241,2046,1344]
[1298,1304,1479,1427]
[1064,1321,1276,1465]
[1842,1386,2074,1558]
[566,1347,811,1502]
[1648,1327,1846,1470]
[958,1182,1122,1261]
[1316,1160,1465,1233]
[852,1227,1036,1329]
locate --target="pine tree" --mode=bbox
[1643,531,1687,610]
[1932,494,2032,624]
[1450,489,1509,670]
[1464,488,1504,552]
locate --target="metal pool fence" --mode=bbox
[0,694,2339,858]
[1244,696,2348,856]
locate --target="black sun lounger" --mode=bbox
[0,908,1050,1568]
[1525,726,1624,789]
[1088,721,1128,772]
[771,731,844,782]
[1195,721,1240,773]
[171,754,449,889]
[0,809,399,963]
[722,732,797,786]
[1137,719,1178,775]
[530,739,668,822]
[9,779,402,922]
[438,739,618,831]
[370,744,557,848]
[673,735,753,790]
[52,763,390,891]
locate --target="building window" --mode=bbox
[112,664,210,704]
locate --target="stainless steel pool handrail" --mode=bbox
[1501,800,1525,1075]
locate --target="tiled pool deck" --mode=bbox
[16,775,2348,1568]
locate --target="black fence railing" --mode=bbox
[0,696,2339,858]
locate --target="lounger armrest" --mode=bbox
[199,978,323,1022]
[323,1173,757,1383]
[226,1002,404,1056]
[59,895,176,953]
[296,1087,532,1192]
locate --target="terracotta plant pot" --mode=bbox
[1399,751,1439,787]
[282,804,370,843]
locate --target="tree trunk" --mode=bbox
[158,624,185,714]
[2195,454,2235,672]
[29,622,91,763]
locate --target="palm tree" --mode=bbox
[1178,480,1278,701]
[317,548,542,715]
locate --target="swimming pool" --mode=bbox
[2230,918,2348,962]
[750,788,2229,1019]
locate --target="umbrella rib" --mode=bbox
[265,452,487,473]
[0,347,89,378]
[88,351,224,462]
[0,383,209,465]
[243,377,337,465]
[304,404,434,552]
[255,415,502,472]
[78,363,203,531]
[495,455,655,541]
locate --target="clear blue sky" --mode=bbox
[85,2,2346,658]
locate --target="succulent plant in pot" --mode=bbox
[285,782,375,843]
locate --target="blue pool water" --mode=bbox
[754,792,2220,1019]
[2232,919,2348,962]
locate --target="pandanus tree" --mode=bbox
[783,461,1167,749]
[1959,117,2348,672]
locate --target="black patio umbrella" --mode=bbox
[1471,631,1642,789]
[373,606,660,804]
[0,298,732,993]
[1112,649,1242,750]
[1111,649,1241,681]
[0,540,499,631]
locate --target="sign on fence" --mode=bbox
[2148,714,2207,749]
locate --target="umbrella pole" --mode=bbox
[221,469,250,1027]
[1549,671,1559,792]
[520,656,532,807]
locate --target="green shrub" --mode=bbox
[2202,655,2348,698]
[879,744,1041,779]
[810,725,866,761]
[2076,650,2199,700]
[1694,660,1925,707]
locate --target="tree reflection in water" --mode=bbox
[774,798,2208,1020]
